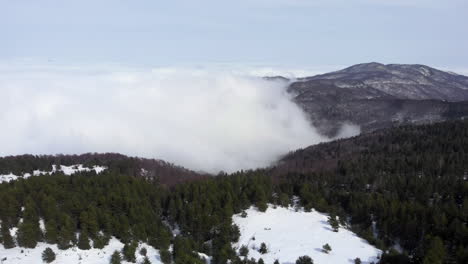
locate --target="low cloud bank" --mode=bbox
[0,65,358,173]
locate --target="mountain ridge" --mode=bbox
[287,62,468,137]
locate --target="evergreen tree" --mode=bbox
[42,247,56,263]
[423,236,445,264]
[141,256,151,264]
[327,215,339,232]
[17,220,41,248]
[258,258,265,264]
[110,250,122,264]
[296,255,313,264]
[78,231,91,250]
[239,245,249,257]
[159,248,172,264]
[354,258,361,264]
[44,219,58,244]
[274,259,280,264]
[259,243,268,254]
[93,233,110,249]
[1,223,15,248]
[322,243,331,253]
[123,241,138,263]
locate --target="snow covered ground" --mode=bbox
[0,237,162,264]
[233,205,381,264]
[0,164,107,183]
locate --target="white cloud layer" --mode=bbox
[0,64,357,173]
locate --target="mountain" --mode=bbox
[302,62,468,101]
[289,63,468,136]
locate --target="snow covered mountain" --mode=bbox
[302,62,468,101]
[288,63,468,136]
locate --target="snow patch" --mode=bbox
[0,164,107,183]
[0,237,162,264]
[233,205,381,264]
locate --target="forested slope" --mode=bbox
[0,121,467,263]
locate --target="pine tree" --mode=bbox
[1,223,15,248]
[57,214,75,249]
[274,260,280,264]
[17,220,41,248]
[296,255,313,264]
[159,248,172,264]
[258,258,265,264]
[141,256,152,264]
[423,236,445,264]
[327,215,339,232]
[78,231,91,250]
[123,241,138,263]
[354,258,361,264]
[110,250,122,264]
[93,233,111,249]
[42,247,56,263]
[44,219,58,244]
[258,242,268,254]
[322,243,332,253]
[239,245,249,257]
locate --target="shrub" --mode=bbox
[42,247,56,263]
[259,243,268,254]
[322,243,332,253]
[296,255,313,264]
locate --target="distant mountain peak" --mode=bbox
[288,62,468,137]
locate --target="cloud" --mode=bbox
[0,63,357,173]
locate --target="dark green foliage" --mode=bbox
[327,215,339,232]
[93,233,110,249]
[258,258,264,264]
[110,250,122,264]
[42,247,56,263]
[239,245,249,257]
[159,248,172,264]
[422,236,445,264]
[141,256,151,264]
[173,236,205,264]
[354,258,361,264]
[322,243,331,253]
[379,252,411,264]
[139,247,147,256]
[123,241,138,263]
[296,255,313,264]
[44,219,58,244]
[17,220,42,248]
[259,243,267,254]
[77,231,91,250]
[274,259,280,264]
[1,223,15,248]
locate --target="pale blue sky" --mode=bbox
[2,0,468,70]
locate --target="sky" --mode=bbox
[1,0,468,71]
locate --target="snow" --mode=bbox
[233,205,381,264]
[0,173,21,183]
[0,164,107,183]
[0,237,162,264]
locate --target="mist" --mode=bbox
[0,64,358,173]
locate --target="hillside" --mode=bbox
[0,153,207,186]
[0,121,466,264]
[288,63,468,136]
